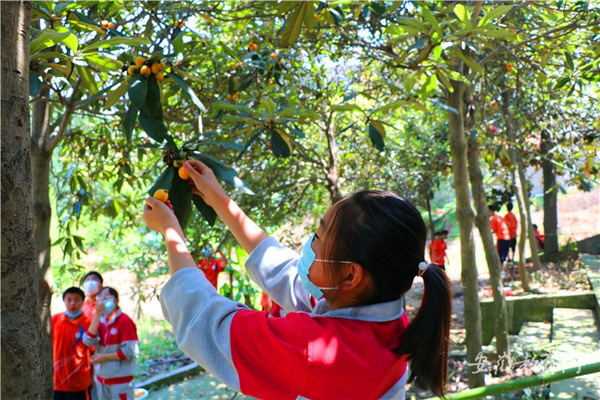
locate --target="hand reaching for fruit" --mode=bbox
[180,160,227,208]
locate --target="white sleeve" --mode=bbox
[244,236,314,313]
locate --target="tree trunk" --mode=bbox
[1,2,47,398]
[30,94,56,398]
[447,81,484,388]
[467,135,510,370]
[510,157,531,292]
[500,87,541,272]
[324,112,342,204]
[541,130,559,262]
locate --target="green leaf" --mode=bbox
[192,195,217,226]
[332,104,364,113]
[270,129,292,157]
[218,41,241,62]
[553,76,570,90]
[212,101,253,114]
[30,29,78,54]
[479,5,513,26]
[261,97,277,117]
[565,52,574,70]
[148,167,175,196]
[104,79,128,110]
[371,100,409,115]
[122,105,138,143]
[145,75,162,119]
[139,115,170,144]
[81,53,124,72]
[451,48,483,75]
[398,18,427,32]
[303,1,317,29]
[368,121,386,151]
[169,171,194,229]
[80,36,152,53]
[128,74,147,110]
[473,27,517,40]
[196,154,254,194]
[279,2,309,47]
[368,2,387,15]
[170,73,207,113]
[420,6,443,37]
[453,4,471,26]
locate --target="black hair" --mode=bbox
[322,190,452,396]
[441,229,449,235]
[97,286,119,300]
[488,204,497,212]
[506,202,513,211]
[62,286,85,301]
[83,271,103,284]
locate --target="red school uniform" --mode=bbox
[504,211,518,239]
[429,238,447,266]
[490,214,511,240]
[51,312,92,392]
[198,258,225,288]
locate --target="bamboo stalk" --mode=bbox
[425,362,600,400]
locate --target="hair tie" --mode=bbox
[417,261,429,277]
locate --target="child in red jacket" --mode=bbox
[144,160,453,398]
[51,287,92,400]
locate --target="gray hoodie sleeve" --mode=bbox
[160,267,249,391]
[245,236,314,313]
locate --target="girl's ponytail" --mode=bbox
[396,264,453,397]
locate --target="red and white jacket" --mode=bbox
[83,309,139,384]
[160,236,410,399]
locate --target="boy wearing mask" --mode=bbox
[52,287,92,400]
[81,271,103,321]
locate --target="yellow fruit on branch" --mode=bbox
[135,56,145,68]
[153,189,169,202]
[140,65,151,76]
[178,167,190,180]
[108,22,116,29]
[248,43,258,51]
[155,72,165,82]
[127,65,139,75]
[151,63,161,74]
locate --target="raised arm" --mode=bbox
[182,160,268,255]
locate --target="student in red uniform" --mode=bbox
[81,271,103,321]
[504,202,518,262]
[143,160,453,398]
[51,287,92,400]
[83,287,139,400]
[197,245,228,289]
[429,230,449,270]
[489,204,511,266]
[533,224,545,251]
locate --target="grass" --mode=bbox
[135,317,189,383]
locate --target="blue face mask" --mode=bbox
[297,234,351,299]
[65,310,82,318]
[103,299,116,314]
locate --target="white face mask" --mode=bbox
[82,280,100,295]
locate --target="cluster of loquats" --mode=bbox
[128,56,167,82]
[100,20,116,30]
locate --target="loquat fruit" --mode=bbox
[108,22,116,29]
[127,65,139,75]
[101,20,109,29]
[178,167,190,180]
[151,63,162,74]
[135,56,145,68]
[153,189,169,202]
[248,43,258,51]
[270,53,278,59]
[140,65,152,76]
[232,92,239,101]
[155,72,165,82]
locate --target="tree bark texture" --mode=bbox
[467,136,510,369]
[1,2,47,398]
[541,130,559,261]
[510,155,531,292]
[447,81,485,388]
